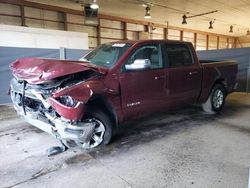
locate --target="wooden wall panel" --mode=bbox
[151,33,164,39]
[43,10,63,21]
[152,27,163,34]
[208,35,217,50]
[67,24,97,37]
[228,37,233,48]
[89,37,98,48]
[0,3,20,15]
[0,1,238,50]
[219,36,227,49]
[25,18,43,28]
[237,36,250,48]
[168,29,180,40]
[0,16,21,25]
[127,23,144,31]
[183,31,194,44]
[100,28,123,39]
[196,33,206,50]
[24,7,42,18]
[67,14,84,24]
[100,19,123,29]
[100,38,121,44]
[43,21,64,30]
[167,35,180,40]
[127,31,138,40]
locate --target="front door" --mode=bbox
[119,44,167,120]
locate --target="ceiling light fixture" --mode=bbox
[181,10,218,25]
[90,0,99,9]
[182,14,187,24]
[229,25,233,33]
[144,6,151,19]
[209,21,214,29]
[247,29,250,35]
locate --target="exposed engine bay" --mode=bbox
[10,70,104,149]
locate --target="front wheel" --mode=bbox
[63,109,113,149]
[202,84,227,114]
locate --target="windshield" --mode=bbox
[80,43,131,68]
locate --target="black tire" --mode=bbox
[62,109,113,149]
[87,109,113,146]
[202,84,227,114]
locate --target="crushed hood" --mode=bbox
[10,58,107,84]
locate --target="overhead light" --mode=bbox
[208,21,213,29]
[144,6,151,19]
[247,29,250,35]
[90,0,99,9]
[229,25,233,33]
[182,14,187,24]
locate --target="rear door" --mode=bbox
[164,43,202,104]
[119,43,167,120]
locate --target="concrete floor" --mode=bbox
[0,93,250,188]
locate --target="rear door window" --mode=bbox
[165,44,193,67]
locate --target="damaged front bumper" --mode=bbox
[10,78,94,145]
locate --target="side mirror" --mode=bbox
[125,59,151,71]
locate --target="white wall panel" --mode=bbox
[0,25,88,49]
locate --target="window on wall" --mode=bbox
[165,44,193,67]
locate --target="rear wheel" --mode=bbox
[202,84,227,114]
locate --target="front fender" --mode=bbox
[47,80,109,121]
[52,80,108,103]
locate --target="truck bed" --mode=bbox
[199,60,237,103]
[200,60,231,64]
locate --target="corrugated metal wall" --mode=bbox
[197,48,250,93]
[1,47,249,104]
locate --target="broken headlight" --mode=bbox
[58,96,77,107]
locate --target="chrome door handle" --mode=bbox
[154,76,165,80]
[189,71,198,75]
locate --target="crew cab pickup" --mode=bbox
[10,40,237,149]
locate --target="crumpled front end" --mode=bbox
[10,71,104,146]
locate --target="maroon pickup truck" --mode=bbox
[10,40,237,150]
